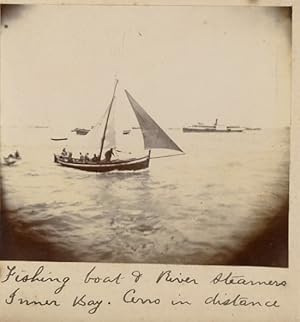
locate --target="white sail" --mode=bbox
[63,82,182,159]
[65,122,100,157]
[103,107,116,151]
[125,90,183,152]
[65,107,112,157]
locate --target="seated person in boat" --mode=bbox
[61,148,67,157]
[68,152,73,162]
[85,153,90,162]
[79,152,84,162]
[105,148,115,162]
[7,153,14,158]
[92,154,98,162]
[15,150,20,159]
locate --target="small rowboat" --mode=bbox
[51,137,68,141]
[3,157,17,166]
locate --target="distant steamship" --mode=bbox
[183,119,245,133]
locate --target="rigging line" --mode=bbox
[150,153,185,160]
[99,79,119,159]
[87,99,110,131]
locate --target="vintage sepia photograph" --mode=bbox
[0,4,291,267]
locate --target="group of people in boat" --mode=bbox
[3,150,21,166]
[60,147,115,163]
[7,150,21,159]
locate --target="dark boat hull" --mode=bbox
[3,157,17,166]
[182,127,244,133]
[51,138,68,141]
[54,154,150,172]
[71,128,90,135]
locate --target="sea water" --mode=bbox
[1,127,289,264]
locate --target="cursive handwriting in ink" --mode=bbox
[84,266,124,285]
[123,288,160,304]
[1,265,70,294]
[265,300,280,308]
[211,272,287,287]
[171,299,192,305]
[204,292,280,308]
[72,294,103,314]
[156,270,198,285]
[131,270,143,283]
[5,288,60,307]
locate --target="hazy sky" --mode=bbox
[1,5,291,130]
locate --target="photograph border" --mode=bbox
[0,0,299,321]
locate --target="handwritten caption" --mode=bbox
[0,265,286,314]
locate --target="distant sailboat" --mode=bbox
[54,80,183,172]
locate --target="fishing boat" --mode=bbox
[54,80,183,172]
[183,119,245,133]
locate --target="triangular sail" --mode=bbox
[125,90,183,152]
[103,107,116,151]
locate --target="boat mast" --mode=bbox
[99,79,119,160]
